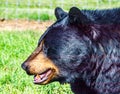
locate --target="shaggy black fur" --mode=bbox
[25,7,120,94]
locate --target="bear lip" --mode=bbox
[33,69,52,84]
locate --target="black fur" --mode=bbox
[32,7,120,94]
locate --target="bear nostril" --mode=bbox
[21,63,31,75]
[21,63,28,70]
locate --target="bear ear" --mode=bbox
[68,7,90,24]
[55,7,67,20]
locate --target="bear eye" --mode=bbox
[47,48,58,58]
[47,48,55,54]
[42,45,48,55]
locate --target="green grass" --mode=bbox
[0,31,73,94]
[0,0,120,93]
[0,0,120,20]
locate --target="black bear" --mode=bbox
[21,7,120,94]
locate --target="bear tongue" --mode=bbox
[34,74,48,84]
[33,70,52,84]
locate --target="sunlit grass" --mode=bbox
[0,0,120,20]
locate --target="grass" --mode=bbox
[0,31,73,94]
[0,0,119,93]
[0,0,120,21]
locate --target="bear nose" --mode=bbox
[21,62,33,75]
[21,62,29,71]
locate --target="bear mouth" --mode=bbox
[33,69,54,84]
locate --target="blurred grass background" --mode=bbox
[0,0,120,94]
[0,0,120,21]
